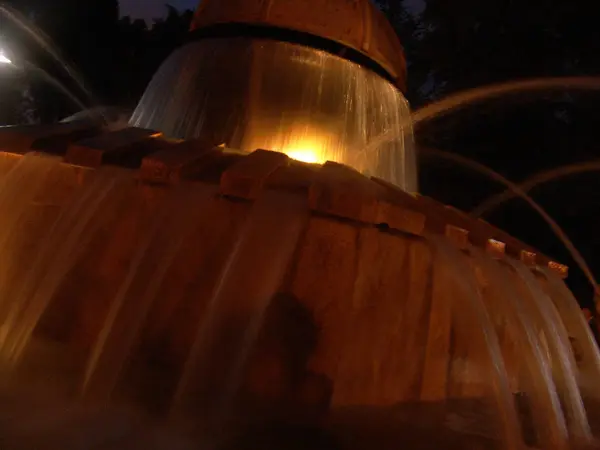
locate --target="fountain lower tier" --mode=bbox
[0,121,598,450]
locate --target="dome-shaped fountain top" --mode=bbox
[189,0,407,92]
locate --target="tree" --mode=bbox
[121,5,193,104]
[411,0,600,303]
[375,0,428,106]
[420,0,600,94]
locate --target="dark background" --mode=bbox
[1,0,600,307]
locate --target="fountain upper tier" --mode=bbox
[130,38,417,192]
[189,0,407,91]
[129,0,414,192]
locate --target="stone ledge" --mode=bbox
[65,127,164,168]
[140,139,223,184]
[0,125,568,278]
[0,121,103,155]
[221,149,290,199]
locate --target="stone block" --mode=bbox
[66,128,164,168]
[220,149,289,200]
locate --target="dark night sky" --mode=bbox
[120,0,198,22]
[120,0,424,23]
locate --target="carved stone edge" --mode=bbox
[0,121,104,155]
[0,126,569,278]
[65,127,163,168]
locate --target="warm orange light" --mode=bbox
[273,132,331,164]
[244,124,334,165]
[283,148,322,164]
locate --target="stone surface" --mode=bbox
[66,127,163,168]
[140,139,223,184]
[0,125,579,450]
[0,121,102,155]
[221,149,290,200]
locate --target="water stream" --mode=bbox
[0,149,593,450]
[473,247,573,447]
[80,184,219,401]
[0,154,60,302]
[473,161,600,218]
[427,235,523,450]
[419,147,597,295]
[131,38,417,192]
[411,77,600,127]
[0,4,99,116]
[0,37,595,447]
[0,167,130,365]
[541,268,600,396]
[426,234,600,449]
[21,61,89,115]
[172,190,309,423]
[507,259,592,440]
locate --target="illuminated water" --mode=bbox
[419,147,597,295]
[411,77,600,127]
[0,33,597,448]
[474,161,600,217]
[0,153,593,449]
[172,190,308,424]
[0,4,98,114]
[20,61,88,115]
[130,38,417,193]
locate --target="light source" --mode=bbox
[276,133,330,164]
[284,148,322,164]
[245,124,334,165]
[0,51,12,65]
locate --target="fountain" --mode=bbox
[0,0,596,448]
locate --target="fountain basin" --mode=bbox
[0,122,597,450]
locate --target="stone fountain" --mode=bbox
[0,0,597,449]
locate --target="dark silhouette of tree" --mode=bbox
[132,5,193,101]
[374,0,428,106]
[0,69,27,123]
[0,0,121,120]
[0,1,194,121]
[419,0,600,94]
[395,0,600,304]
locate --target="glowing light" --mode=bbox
[0,52,11,65]
[284,148,321,164]
[272,131,331,165]
[244,123,333,165]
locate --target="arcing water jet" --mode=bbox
[0,1,596,449]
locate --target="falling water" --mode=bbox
[0,153,60,298]
[172,190,309,422]
[20,61,88,114]
[80,184,219,401]
[506,259,593,442]
[130,38,417,192]
[540,268,600,394]
[411,77,600,127]
[424,234,600,449]
[0,155,594,449]
[467,247,577,448]
[427,235,523,450]
[0,167,131,367]
[0,28,595,448]
[418,147,598,295]
[0,4,99,115]
[355,76,600,158]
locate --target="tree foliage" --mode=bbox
[380,0,600,302]
[0,1,193,120]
